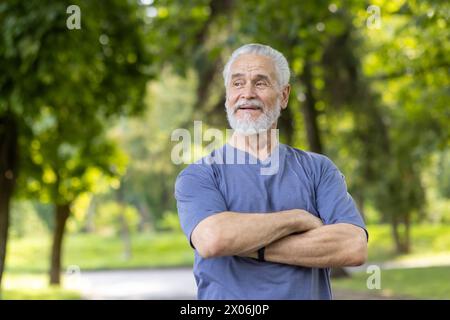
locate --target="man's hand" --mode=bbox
[237,210,323,259]
[293,209,323,231]
[191,209,322,259]
[242,223,368,268]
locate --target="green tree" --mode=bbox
[148,0,449,255]
[0,0,152,285]
[356,0,449,252]
[113,69,196,227]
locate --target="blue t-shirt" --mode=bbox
[174,143,367,300]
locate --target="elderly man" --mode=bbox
[174,43,368,300]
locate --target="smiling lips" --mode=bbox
[236,105,262,112]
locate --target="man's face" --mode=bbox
[225,54,290,135]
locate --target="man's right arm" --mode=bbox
[191,209,322,258]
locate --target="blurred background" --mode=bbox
[0,0,449,300]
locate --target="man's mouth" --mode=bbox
[236,105,262,112]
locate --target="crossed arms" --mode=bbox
[191,209,368,268]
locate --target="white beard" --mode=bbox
[226,98,281,136]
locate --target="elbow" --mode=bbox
[349,239,368,266]
[192,223,225,259]
[196,236,223,259]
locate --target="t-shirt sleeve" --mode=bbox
[315,156,368,240]
[174,165,228,248]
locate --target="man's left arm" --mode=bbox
[243,223,367,267]
[243,155,369,267]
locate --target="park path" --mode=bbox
[69,266,411,300]
[70,267,197,300]
[346,253,450,273]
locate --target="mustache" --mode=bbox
[233,99,265,113]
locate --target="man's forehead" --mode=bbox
[230,54,276,77]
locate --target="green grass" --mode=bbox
[1,273,81,300]
[6,231,194,274]
[336,224,450,299]
[366,224,450,262]
[332,266,450,299]
[3,231,194,299]
[7,224,449,275]
[3,224,450,299]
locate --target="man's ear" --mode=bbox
[281,84,291,109]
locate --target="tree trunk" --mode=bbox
[81,196,96,233]
[0,193,10,290]
[119,212,132,260]
[278,106,294,146]
[299,61,323,154]
[403,213,411,253]
[50,203,71,285]
[299,62,349,277]
[398,213,411,254]
[354,191,365,221]
[117,180,132,260]
[391,215,400,252]
[391,214,411,254]
[136,201,153,233]
[0,113,18,287]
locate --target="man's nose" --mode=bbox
[241,83,257,99]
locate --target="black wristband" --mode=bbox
[257,247,265,262]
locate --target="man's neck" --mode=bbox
[228,125,279,161]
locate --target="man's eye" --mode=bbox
[233,81,244,87]
[256,81,268,87]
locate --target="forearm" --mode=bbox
[192,209,321,258]
[245,223,368,268]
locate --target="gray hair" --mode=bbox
[222,43,290,88]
